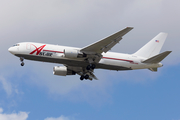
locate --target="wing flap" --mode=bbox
[101,37,121,53]
[81,27,133,54]
[88,71,98,80]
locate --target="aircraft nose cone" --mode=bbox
[8,47,16,54]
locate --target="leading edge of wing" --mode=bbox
[80,27,133,54]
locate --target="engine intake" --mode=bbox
[53,66,76,76]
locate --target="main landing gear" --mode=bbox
[80,74,90,80]
[20,57,24,66]
[86,64,96,70]
[80,64,96,80]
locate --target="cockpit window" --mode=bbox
[13,44,20,46]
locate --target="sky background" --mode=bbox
[0,0,180,120]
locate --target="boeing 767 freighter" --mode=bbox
[8,27,171,80]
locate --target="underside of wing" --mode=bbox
[67,66,98,80]
[80,27,133,54]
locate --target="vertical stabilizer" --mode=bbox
[133,32,168,58]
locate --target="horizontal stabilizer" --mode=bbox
[142,51,172,64]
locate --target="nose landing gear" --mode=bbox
[20,57,24,66]
[21,62,24,66]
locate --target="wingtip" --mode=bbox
[159,32,168,35]
[167,51,172,53]
[127,27,134,29]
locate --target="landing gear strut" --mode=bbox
[20,57,24,66]
[80,76,84,80]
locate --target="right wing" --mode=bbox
[80,27,133,54]
[73,27,133,80]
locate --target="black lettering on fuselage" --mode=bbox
[39,52,53,57]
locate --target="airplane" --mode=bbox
[8,27,171,80]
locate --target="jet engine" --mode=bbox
[64,49,86,58]
[53,66,76,76]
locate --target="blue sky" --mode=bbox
[0,0,180,120]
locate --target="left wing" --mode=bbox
[80,27,133,54]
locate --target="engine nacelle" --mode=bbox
[64,49,79,58]
[64,49,86,58]
[53,66,76,76]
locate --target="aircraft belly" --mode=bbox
[96,64,132,70]
[15,54,131,71]
[98,58,132,70]
[15,54,88,67]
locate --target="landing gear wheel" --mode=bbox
[86,64,96,70]
[84,75,89,79]
[20,57,25,66]
[91,64,96,69]
[80,76,84,80]
[21,62,24,66]
[86,65,91,70]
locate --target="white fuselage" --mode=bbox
[8,42,162,71]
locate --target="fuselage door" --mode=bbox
[26,43,31,50]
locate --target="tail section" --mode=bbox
[143,51,171,72]
[133,32,168,58]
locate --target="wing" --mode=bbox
[80,27,133,54]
